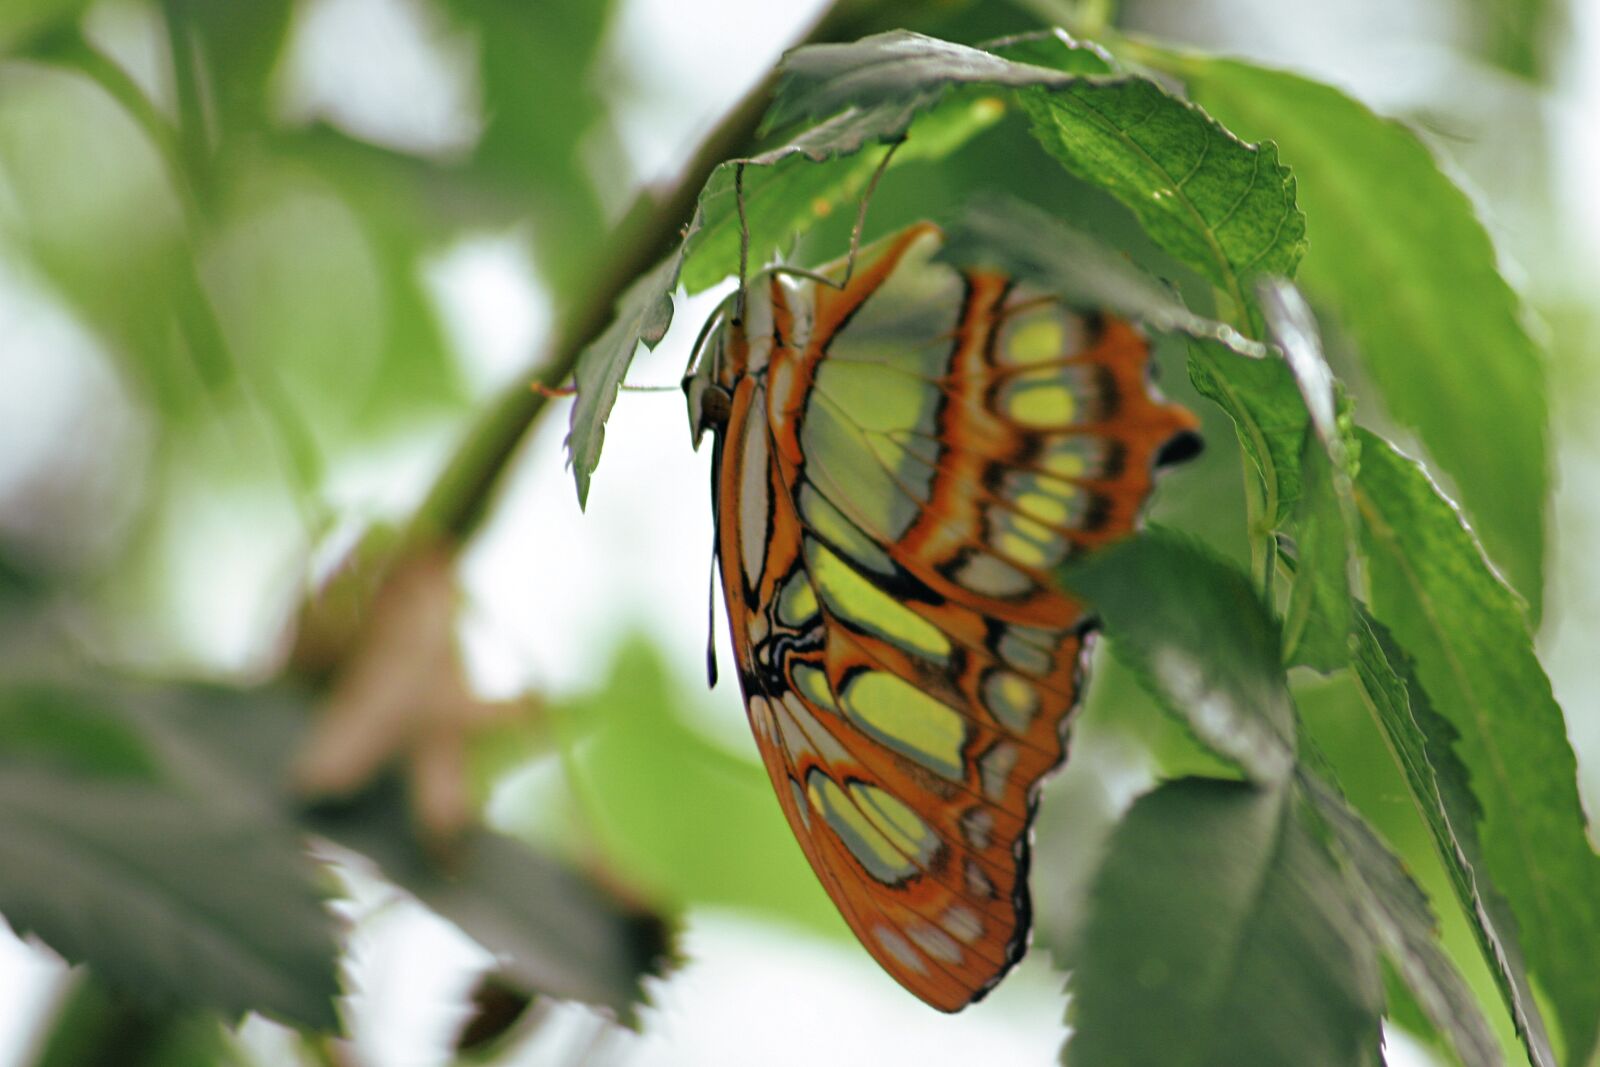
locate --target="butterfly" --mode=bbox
[683,221,1200,1010]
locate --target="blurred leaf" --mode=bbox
[1064,778,1383,1066]
[311,775,672,1024]
[1062,530,1295,785]
[937,195,1266,357]
[1351,614,1557,1066]
[1356,431,1600,1062]
[0,683,160,780]
[0,766,341,1029]
[438,0,616,297]
[1260,279,1359,671]
[1165,54,1548,613]
[139,682,674,1021]
[555,639,845,936]
[32,979,245,1067]
[1302,773,1505,1067]
[0,0,94,53]
[1468,0,1561,80]
[177,0,295,132]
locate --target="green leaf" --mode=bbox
[1259,280,1359,671]
[1351,613,1557,1067]
[1062,530,1295,785]
[0,683,161,780]
[1356,431,1600,1061]
[1186,341,1307,525]
[568,251,686,508]
[1064,778,1383,1067]
[678,91,1003,295]
[0,0,93,53]
[1163,53,1548,612]
[138,683,676,1021]
[1302,772,1505,1067]
[937,196,1266,358]
[773,31,1306,332]
[0,766,341,1030]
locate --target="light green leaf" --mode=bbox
[1350,616,1557,1067]
[1302,772,1506,1067]
[1163,53,1548,612]
[1064,778,1383,1066]
[1356,431,1600,1061]
[0,767,341,1030]
[1062,530,1295,785]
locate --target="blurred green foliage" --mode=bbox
[0,0,1594,1064]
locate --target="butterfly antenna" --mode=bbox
[836,136,904,289]
[704,534,720,688]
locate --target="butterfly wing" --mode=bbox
[710,224,1198,1010]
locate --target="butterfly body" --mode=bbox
[686,223,1198,1010]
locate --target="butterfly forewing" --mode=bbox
[701,223,1198,1010]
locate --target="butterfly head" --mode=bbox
[683,293,746,448]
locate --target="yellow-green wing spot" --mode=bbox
[838,669,968,781]
[798,483,896,577]
[980,669,1040,732]
[806,539,951,666]
[791,661,838,711]
[776,569,820,628]
[806,769,942,884]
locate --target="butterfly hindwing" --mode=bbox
[703,223,1198,1010]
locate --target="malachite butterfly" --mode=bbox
[683,221,1200,1010]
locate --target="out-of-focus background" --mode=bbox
[0,0,1594,1063]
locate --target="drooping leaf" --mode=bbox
[0,766,341,1030]
[1062,530,1295,785]
[1302,772,1505,1067]
[1356,431,1600,1061]
[1064,778,1383,1066]
[1351,613,1557,1067]
[568,251,686,508]
[1163,53,1548,612]
[1259,280,1359,670]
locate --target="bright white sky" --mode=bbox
[3,0,1599,1063]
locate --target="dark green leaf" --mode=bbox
[774,31,1306,331]
[1166,54,1548,611]
[143,683,674,1021]
[1351,614,1557,1067]
[0,0,93,53]
[0,683,160,780]
[1259,280,1359,670]
[1356,431,1600,1061]
[1062,530,1295,784]
[938,196,1266,357]
[1302,772,1505,1067]
[1186,341,1307,524]
[0,767,340,1029]
[1064,778,1383,1066]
